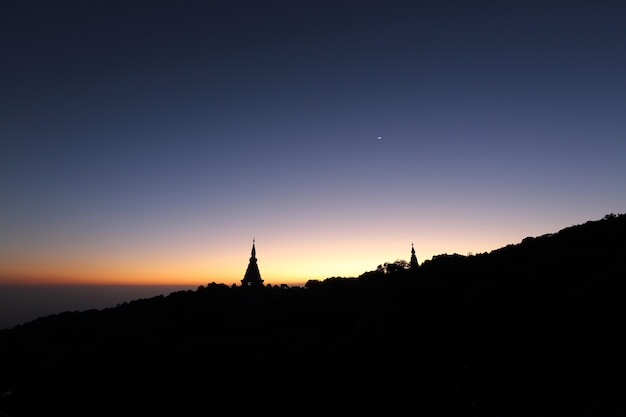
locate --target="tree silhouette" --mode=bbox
[0,214,625,416]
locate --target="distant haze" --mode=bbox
[0,284,196,329]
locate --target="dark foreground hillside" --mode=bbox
[1,214,625,417]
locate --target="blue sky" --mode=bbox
[1,0,625,286]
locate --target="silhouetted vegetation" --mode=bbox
[1,214,626,416]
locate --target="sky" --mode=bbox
[2,0,625,289]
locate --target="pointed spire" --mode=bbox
[242,238,264,288]
[410,242,419,270]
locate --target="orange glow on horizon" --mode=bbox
[0,219,550,287]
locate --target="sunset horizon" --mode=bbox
[0,212,614,287]
[2,0,624,322]
[2,2,625,413]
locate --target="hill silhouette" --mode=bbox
[1,214,625,416]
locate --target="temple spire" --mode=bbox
[241,238,264,287]
[410,242,419,270]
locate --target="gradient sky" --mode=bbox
[2,0,625,286]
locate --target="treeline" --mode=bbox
[1,214,625,416]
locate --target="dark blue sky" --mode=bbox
[1,0,625,286]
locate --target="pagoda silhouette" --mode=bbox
[241,239,264,287]
[410,242,419,270]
